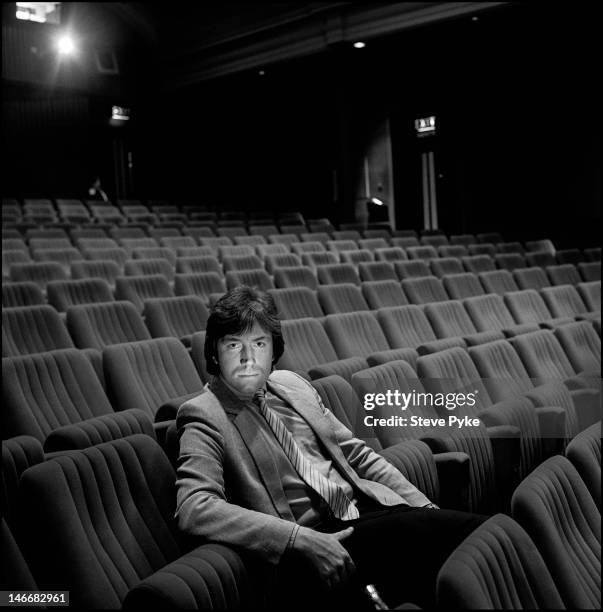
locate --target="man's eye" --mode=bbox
[227,342,241,350]
[254,341,266,348]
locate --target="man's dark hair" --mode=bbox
[204,285,285,375]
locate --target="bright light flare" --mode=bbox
[56,35,76,56]
[353,41,366,49]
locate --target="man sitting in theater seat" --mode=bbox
[175,286,486,609]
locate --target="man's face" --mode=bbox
[217,321,274,398]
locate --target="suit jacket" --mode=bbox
[175,369,430,565]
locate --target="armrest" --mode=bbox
[155,391,204,422]
[486,425,521,513]
[463,330,505,346]
[152,419,175,448]
[417,337,467,356]
[501,323,541,338]
[379,439,440,505]
[308,357,368,384]
[367,348,418,369]
[534,406,566,457]
[569,388,602,430]
[123,543,254,610]
[433,452,470,512]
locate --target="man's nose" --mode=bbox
[239,343,254,362]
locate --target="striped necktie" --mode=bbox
[254,389,359,521]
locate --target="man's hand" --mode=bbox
[292,526,356,589]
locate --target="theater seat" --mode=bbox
[577,281,601,312]
[124,257,175,282]
[317,283,370,314]
[225,269,274,291]
[1,518,39,592]
[17,435,253,610]
[394,260,431,279]
[174,272,226,303]
[511,456,601,610]
[442,273,485,300]
[361,280,408,309]
[401,276,448,304]
[273,266,317,290]
[115,274,174,312]
[316,263,360,285]
[143,295,209,346]
[324,311,390,359]
[578,262,601,282]
[554,321,601,375]
[264,253,302,274]
[340,249,373,267]
[2,348,153,451]
[565,421,601,510]
[430,257,464,278]
[478,270,519,295]
[436,514,564,610]
[46,278,115,312]
[71,259,121,287]
[2,281,45,308]
[377,305,437,349]
[374,247,407,263]
[132,247,177,266]
[541,284,597,320]
[463,293,539,337]
[67,300,151,350]
[2,305,74,357]
[504,289,572,328]
[358,261,397,282]
[103,337,204,421]
[267,287,323,319]
[513,266,551,291]
[278,318,366,383]
[9,261,68,289]
[546,263,581,286]
[461,255,495,274]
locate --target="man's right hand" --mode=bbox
[292,526,356,589]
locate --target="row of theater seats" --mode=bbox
[3,275,600,360]
[3,372,600,607]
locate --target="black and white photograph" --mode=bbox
[1,2,601,610]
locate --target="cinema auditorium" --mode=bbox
[2,2,600,609]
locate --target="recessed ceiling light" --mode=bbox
[353,41,366,49]
[471,16,479,21]
[258,69,265,76]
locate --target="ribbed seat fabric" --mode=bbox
[340,249,373,267]
[577,281,601,312]
[119,237,159,254]
[132,247,177,266]
[504,289,559,325]
[143,295,209,344]
[394,260,431,279]
[257,243,291,258]
[556,248,584,265]
[513,266,551,290]
[301,251,338,269]
[494,253,526,271]
[221,254,263,272]
[290,241,325,256]
[511,329,598,389]
[267,287,324,319]
[67,300,151,350]
[421,235,448,248]
[565,421,601,511]
[436,514,564,610]
[324,311,390,359]
[273,266,317,290]
[374,247,407,262]
[71,259,121,286]
[463,293,535,335]
[2,348,151,449]
[2,305,74,357]
[303,231,332,244]
[176,255,222,274]
[424,301,477,338]
[438,245,467,259]
[554,321,601,374]
[442,272,485,300]
[9,261,68,288]
[430,257,464,278]
[361,280,408,309]
[511,456,601,609]
[264,253,302,274]
[233,235,266,247]
[391,236,419,249]
[546,263,582,286]
[377,305,437,349]
[358,261,397,282]
[578,262,601,282]
[46,278,115,312]
[103,337,204,418]
[199,236,233,251]
[32,247,84,269]
[317,283,370,314]
[316,263,360,285]
[29,238,72,251]
[2,282,45,308]
[401,276,448,304]
[461,255,496,274]
[406,246,438,260]
[176,245,216,258]
[268,233,298,248]
[326,240,358,254]
[17,435,252,609]
[189,331,210,382]
[124,258,174,281]
[225,269,274,291]
[174,271,226,302]
[541,284,592,318]
[358,238,388,251]
[525,251,556,268]
[114,274,174,312]
[3,250,31,278]
[1,517,39,592]
[478,270,519,295]
[160,236,197,251]
[218,245,255,261]
[83,247,128,268]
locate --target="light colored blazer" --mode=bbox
[175,370,430,565]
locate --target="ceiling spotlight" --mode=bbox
[353,41,366,49]
[258,69,266,76]
[56,35,76,56]
[471,16,479,21]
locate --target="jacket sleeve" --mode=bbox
[306,379,432,507]
[175,399,298,565]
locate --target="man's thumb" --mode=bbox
[333,527,354,541]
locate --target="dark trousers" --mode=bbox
[275,504,487,610]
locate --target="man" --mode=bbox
[176,286,485,608]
